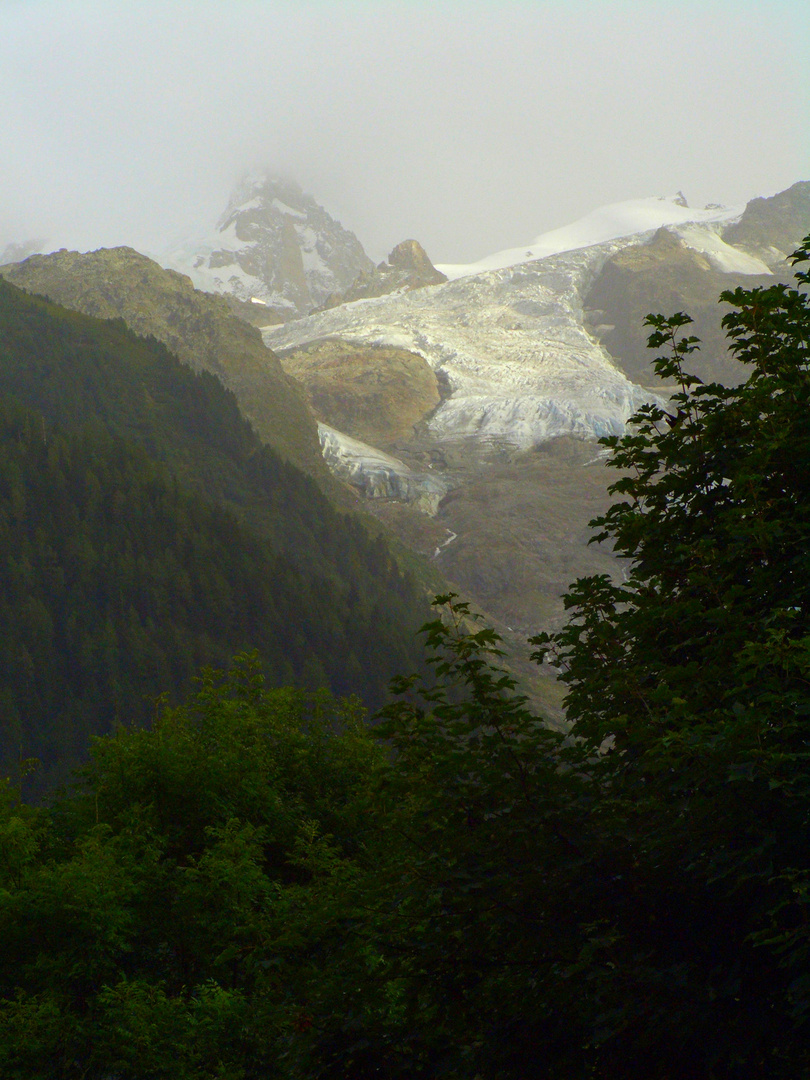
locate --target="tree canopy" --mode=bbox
[350,234,810,1077]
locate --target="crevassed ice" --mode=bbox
[266,239,658,450]
[318,424,448,514]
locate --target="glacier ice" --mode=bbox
[266,240,657,452]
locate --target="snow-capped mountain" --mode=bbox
[162,173,373,316]
[266,194,784,461]
[435,193,765,279]
[264,186,810,652]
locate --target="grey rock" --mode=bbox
[163,172,373,316]
[323,238,447,308]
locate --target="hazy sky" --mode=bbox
[1,0,808,263]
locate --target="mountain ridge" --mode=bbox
[0,246,335,491]
[0,277,432,790]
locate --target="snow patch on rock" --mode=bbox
[318,424,449,514]
[671,223,773,275]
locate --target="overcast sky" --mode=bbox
[1,0,808,264]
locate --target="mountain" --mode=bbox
[583,227,776,387]
[162,173,374,318]
[0,278,432,791]
[260,185,809,658]
[5,179,805,728]
[0,246,333,490]
[584,184,810,389]
[722,180,810,266]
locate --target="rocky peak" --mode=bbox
[162,172,373,318]
[722,181,810,267]
[323,238,447,308]
[386,239,443,277]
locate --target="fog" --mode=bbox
[1,0,807,264]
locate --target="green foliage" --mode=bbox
[0,280,431,788]
[293,237,810,1079]
[0,656,381,1079]
[526,236,810,1075]
[276,596,587,1079]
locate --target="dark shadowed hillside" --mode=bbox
[0,280,431,791]
[0,247,334,489]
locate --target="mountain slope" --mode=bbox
[278,338,442,450]
[584,227,777,387]
[0,246,332,489]
[0,279,431,789]
[722,180,810,266]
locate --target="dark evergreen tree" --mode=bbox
[0,280,430,790]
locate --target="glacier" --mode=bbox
[318,424,449,514]
[264,194,777,467]
[266,239,656,452]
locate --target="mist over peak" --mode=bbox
[0,1,805,265]
[164,170,372,316]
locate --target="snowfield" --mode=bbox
[435,194,745,279]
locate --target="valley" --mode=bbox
[4,177,808,726]
[3,5,808,1072]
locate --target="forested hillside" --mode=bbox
[0,280,430,791]
[0,247,332,487]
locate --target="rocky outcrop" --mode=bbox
[277,338,442,449]
[162,173,374,317]
[0,247,333,489]
[722,181,810,267]
[323,239,447,307]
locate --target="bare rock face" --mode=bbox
[584,227,780,388]
[323,239,447,307]
[387,239,447,280]
[277,338,441,449]
[162,173,374,318]
[722,181,810,266]
[0,247,333,489]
